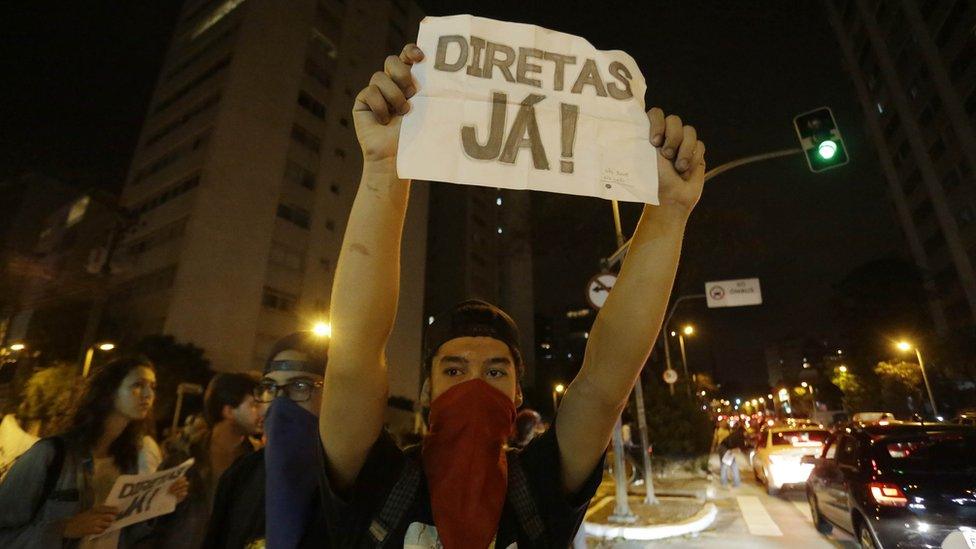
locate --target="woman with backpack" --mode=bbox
[0,356,188,548]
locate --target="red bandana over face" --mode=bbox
[422,379,517,549]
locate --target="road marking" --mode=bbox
[792,500,812,521]
[735,496,783,536]
[584,496,614,520]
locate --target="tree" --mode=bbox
[874,360,923,415]
[130,335,213,433]
[18,362,80,436]
[829,367,880,412]
[639,377,713,457]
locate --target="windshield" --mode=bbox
[771,430,829,446]
[880,432,976,473]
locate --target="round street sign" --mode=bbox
[586,273,618,310]
[709,285,725,301]
[663,369,678,385]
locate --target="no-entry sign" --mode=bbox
[705,278,762,308]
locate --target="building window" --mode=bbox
[290,124,321,154]
[133,130,211,184]
[153,56,231,115]
[165,23,238,82]
[304,59,332,89]
[262,286,297,312]
[277,203,311,229]
[132,174,202,215]
[298,90,326,119]
[145,94,220,147]
[284,160,316,189]
[269,241,306,271]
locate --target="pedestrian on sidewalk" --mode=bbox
[718,423,746,488]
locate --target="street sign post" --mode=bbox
[586,273,617,310]
[705,278,762,308]
[662,368,678,385]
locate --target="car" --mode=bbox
[805,423,976,549]
[852,411,898,425]
[752,424,830,495]
[952,410,976,427]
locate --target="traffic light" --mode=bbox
[793,106,849,173]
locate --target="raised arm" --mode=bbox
[319,45,424,489]
[555,108,705,492]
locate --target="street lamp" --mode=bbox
[312,321,331,337]
[895,340,939,418]
[677,324,695,396]
[838,365,848,373]
[9,343,26,352]
[82,342,116,377]
[552,383,566,411]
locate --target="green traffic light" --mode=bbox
[818,140,838,160]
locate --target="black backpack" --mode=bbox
[364,448,547,548]
[32,436,66,519]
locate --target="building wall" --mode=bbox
[826,0,976,336]
[113,0,427,376]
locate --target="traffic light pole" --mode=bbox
[603,147,804,266]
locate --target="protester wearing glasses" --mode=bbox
[203,331,329,549]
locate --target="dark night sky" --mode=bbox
[2,2,902,394]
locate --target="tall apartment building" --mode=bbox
[424,186,537,386]
[111,0,429,402]
[825,1,976,336]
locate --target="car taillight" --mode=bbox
[869,482,908,507]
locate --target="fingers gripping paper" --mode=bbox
[397,15,658,204]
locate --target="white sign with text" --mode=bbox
[705,278,763,308]
[398,15,658,203]
[93,458,194,537]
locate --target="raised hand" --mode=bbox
[647,107,706,213]
[353,44,425,165]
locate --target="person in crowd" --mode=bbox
[157,372,260,547]
[316,42,706,547]
[204,331,329,549]
[511,408,544,449]
[0,356,188,548]
[718,423,747,488]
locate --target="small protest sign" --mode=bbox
[93,458,194,537]
[397,15,658,204]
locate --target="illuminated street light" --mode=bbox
[83,341,116,377]
[554,383,566,394]
[9,343,25,352]
[312,321,332,337]
[682,325,695,336]
[895,340,939,418]
[838,365,848,373]
[552,383,566,411]
[767,394,773,400]
[759,397,765,404]
[801,381,809,388]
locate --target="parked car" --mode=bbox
[805,423,976,549]
[753,424,830,495]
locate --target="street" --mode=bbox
[589,466,859,548]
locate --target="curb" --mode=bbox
[583,502,718,541]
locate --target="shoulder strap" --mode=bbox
[506,450,547,544]
[32,436,65,519]
[367,446,423,548]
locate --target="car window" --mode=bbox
[880,431,976,473]
[836,435,858,466]
[771,429,829,446]
[823,437,838,459]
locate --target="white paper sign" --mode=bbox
[95,458,194,536]
[705,278,763,308]
[398,15,658,204]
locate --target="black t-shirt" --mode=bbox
[204,448,328,549]
[318,427,604,548]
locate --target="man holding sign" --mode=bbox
[318,15,704,548]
